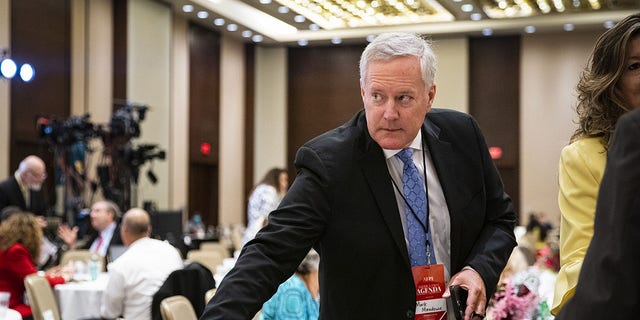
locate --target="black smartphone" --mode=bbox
[450,285,468,320]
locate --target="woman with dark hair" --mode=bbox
[553,13,640,314]
[259,249,320,320]
[0,212,73,320]
[242,168,288,246]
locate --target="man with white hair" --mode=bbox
[0,155,49,215]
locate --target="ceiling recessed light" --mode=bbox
[524,25,536,33]
[242,30,253,38]
[603,20,615,29]
[298,39,309,46]
[182,5,194,13]
[294,15,306,23]
[309,24,320,31]
[227,24,238,32]
[331,37,342,44]
[482,28,493,36]
[252,35,264,42]
[196,11,209,19]
[563,23,575,31]
[460,4,474,12]
[278,6,290,14]
[214,18,225,26]
[470,13,482,21]
[366,34,377,42]
[260,0,272,4]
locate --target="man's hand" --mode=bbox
[442,268,486,320]
[58,224,79,249]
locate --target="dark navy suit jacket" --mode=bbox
[202,109,517,319]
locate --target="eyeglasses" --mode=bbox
[28,171,47,180]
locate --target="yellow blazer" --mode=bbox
[552,137,606,315]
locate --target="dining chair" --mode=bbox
[160,295,197,320]
[186,249,224,274]
[199,242,231,258]
[24,274,61,320]
[204,288,216,304]
[60,249,107,272]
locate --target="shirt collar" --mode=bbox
[382,130,423,160]
[14,171,29,194]
[101,221,117,238]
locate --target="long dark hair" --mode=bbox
[571,13,640,148]
[258,167,287,193]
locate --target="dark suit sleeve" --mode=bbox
[200,145,330,320]
[556,109,640,319]
[465,116,517,298]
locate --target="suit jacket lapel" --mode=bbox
[422,118,463,270]
[355,113,410,266]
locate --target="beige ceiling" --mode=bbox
[165,0,638,44]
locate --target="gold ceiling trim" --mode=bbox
[274,0,454,30]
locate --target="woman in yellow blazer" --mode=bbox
[552,13,640,314]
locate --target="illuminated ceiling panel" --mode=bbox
[273,0,454,29]
[479,0,637,19]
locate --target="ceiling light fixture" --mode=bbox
[197,11,209,19]
[182,5,194,13]
[252,34,264,42]
[563,23,575,31]
[603,20,615,29]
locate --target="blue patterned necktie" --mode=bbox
[396,148,436,266]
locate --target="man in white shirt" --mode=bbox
[101,208,183,320]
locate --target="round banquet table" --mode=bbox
[54,273,109,320]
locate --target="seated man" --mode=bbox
[58,200,123,257]
[101,208,183,320]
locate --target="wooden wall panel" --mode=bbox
[469,36,521,219]
[187,22,220,225]
[10,0,71,209]
[112,0,127,104]
[243,43,255,224]
[287,44,364,178]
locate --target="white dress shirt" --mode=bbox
[384,131,454,314]
[100,237,183,320]
[90,222,117,256]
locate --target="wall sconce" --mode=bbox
[1,49,35,82]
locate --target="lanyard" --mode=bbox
[391,137,432,263]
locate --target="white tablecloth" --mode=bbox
[55,273,109,320]
[2,308,23,320]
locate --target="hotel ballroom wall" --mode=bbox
[0,0,605,226]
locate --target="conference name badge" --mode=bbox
[411,263,447,320]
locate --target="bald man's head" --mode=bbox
[17,155,47,191]
[121,208,151,246]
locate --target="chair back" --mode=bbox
[24,274,61,320]
[199,242,231,258]
[186,249,224,273]
[151,262,216,320]
[61,249,106,272]
[204,288,216,304]
[160,295,197,320]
